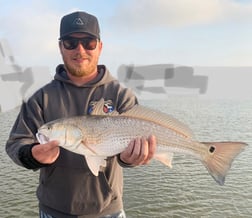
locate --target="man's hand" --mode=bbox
[119,135,156,166]
[32,140,60,164]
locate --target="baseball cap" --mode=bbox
[59,11,100,40]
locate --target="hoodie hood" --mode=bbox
[54,64,117,88]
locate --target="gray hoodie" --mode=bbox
[6,64,138,217]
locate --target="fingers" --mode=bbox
[138,137,149,165]
[147,135,156,161]
[127,137,147,165]
[43,140,59,150]
[139,135,156,165]
[119,139,135,164]
[32,140,60,164]
[119,135,157,166]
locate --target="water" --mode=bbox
[1,97,251,217]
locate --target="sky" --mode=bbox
[1,0,252,99]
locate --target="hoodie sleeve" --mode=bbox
[5,92,46,169]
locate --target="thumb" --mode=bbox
[39,140,59,152]
[46,140,60,149]
[48,140,59,146]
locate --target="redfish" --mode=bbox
[36,100,247,185]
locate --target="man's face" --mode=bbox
[59,33,102,77]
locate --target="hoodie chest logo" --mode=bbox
[88,98,115,115]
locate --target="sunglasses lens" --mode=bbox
[62,39,78,49]
[62,37,97,50]
[84,38,97,50]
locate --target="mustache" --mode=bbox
[72,53,90,59]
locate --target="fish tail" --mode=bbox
[201,141,247,185]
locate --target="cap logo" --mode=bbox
[73,18,84,25]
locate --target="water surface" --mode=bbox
[0,97,251,217]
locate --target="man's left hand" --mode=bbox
[119,135,156,166]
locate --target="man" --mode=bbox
[5,11,156,218]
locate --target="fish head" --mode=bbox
[36,122,66,144]
[36,122,83,150]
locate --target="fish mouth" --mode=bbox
[36,132,49,144]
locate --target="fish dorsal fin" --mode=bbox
[121,105,194,138]
[90,99,193,138]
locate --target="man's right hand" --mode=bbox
[32,140,60,164]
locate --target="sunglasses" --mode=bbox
[61,37,98,50]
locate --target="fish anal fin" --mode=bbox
[85,156,107,176]
[202,141,247,185]
[154,152,174,168]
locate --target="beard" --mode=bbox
[63,53,98,77]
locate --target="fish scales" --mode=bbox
[81,115,205,158]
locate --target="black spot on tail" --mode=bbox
[209,146,215,153]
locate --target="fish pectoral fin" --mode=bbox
[85,156,107,176]
[154,152,174,168]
